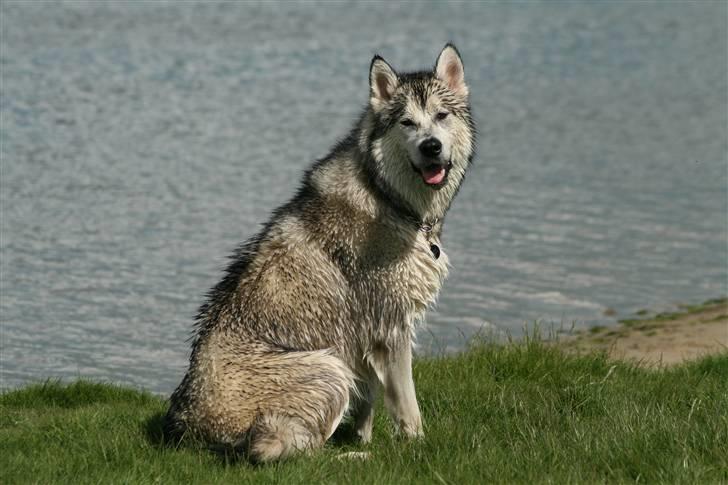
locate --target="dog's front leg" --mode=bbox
[379,342,423,438]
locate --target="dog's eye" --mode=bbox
[400,119,415,128]
[436,112,449,121]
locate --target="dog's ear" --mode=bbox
[435,44,468,97]
[369,55,398,110]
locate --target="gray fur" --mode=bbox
[164,44,475,462]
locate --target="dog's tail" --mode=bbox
[162,372,197,447]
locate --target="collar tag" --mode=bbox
[430,243,441,259]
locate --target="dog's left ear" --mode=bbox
[435,44,468,97]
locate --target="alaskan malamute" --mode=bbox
[165,44,475,462]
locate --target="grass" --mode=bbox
[2,340,727,484]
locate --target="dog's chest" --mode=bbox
[360,227,449,318]
[405,231,449,312]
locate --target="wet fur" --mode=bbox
[164,45,475,462]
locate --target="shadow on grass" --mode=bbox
[142,410,264,465]
[144,410,167,447]
[143,407,363,465]
[328,418,362,446]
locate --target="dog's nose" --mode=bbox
[419,138,442,158]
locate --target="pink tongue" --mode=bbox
[422,166,446,185]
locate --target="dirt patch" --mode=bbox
[562,298,728,366]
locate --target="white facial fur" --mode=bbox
[396,93,454,170]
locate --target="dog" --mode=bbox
[164,44,475,462]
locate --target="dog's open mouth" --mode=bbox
[414,161,452,188]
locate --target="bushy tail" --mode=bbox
[162,374,191,445]
[246,413,315,462]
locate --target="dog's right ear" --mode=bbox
[369,55,398,111]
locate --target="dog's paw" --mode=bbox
[355,428,373,444]
[403,427,424,440]
[337,451,371,461]
[397,417,424,439]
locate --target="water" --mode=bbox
[1,1,726,394]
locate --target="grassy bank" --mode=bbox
[2,340,727,484]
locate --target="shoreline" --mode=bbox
[561,297,727,366]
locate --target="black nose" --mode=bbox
[419,138,442,158]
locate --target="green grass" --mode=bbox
[2,341,727,484]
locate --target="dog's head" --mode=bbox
[364,44,475,220]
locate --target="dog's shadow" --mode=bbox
[144,411,243,464]
[328,417,361,446]
[143,409,362,465]
[143,411,168,447]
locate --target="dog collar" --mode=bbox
[419,220,441,260]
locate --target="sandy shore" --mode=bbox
[562,298,727,366]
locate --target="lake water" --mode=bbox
[1,1,726,394]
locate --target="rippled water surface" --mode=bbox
[1,1,726,393]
